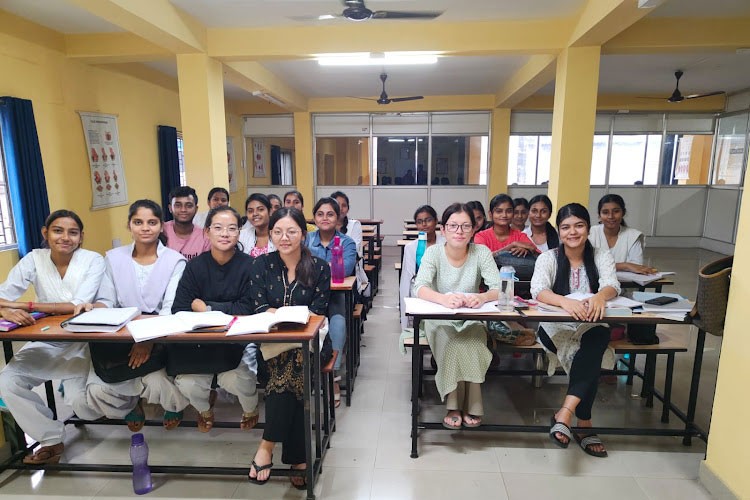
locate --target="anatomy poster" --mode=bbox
[78,112,128,209]
[253,140,266,178]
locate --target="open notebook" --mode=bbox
[62,307,139,333]
[127,311,236,342]
[404,297,501,316]
[226,306,310,336]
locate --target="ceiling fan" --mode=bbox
[638,70,725,103]
[290,0,443,22]
[351,73,424,105]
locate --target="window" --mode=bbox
[0,125,17,247]
[608,134,662,185]
[315,137,369,186]
[661,134,713,185]
[713,112,749,185]
[590,135,610,185]
[176,131,186,186]
[373,136,428,185]
[248,137,296,186]
[431,135,489,186]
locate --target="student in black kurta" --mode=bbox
[169,206,259,432]
[247,207,331,489]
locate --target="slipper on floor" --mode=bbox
[462,413,482,428]
[124,400,145,432]
[163,410,183,430]
[240,410,259,430]
[198,409,214,433]
[549,415,572,449]
[248,458,273,485]
[442,412,462,430]
[574,433,608,458]
[289,466,307,490]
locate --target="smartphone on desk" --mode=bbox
[644,296,678,306]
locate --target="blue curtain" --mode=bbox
[157,125,180,221]
[0,97,50,256]
[270,145,282,185]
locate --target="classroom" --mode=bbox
[0,0,749,499]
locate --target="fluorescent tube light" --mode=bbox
[251,91,286,107]
[317,51,439,66]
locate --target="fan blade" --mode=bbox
[636,96,668,99]
[288,13,341,22]
[684,91,725,100]
[390,96,424,102]
[347,96,379,101]
[372,10,443,19]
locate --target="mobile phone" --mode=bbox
[644,296,678,306]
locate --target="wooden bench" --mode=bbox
[352,304,364,378]
[322,350,339,434]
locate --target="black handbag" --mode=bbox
[627,324,659,345]
[493,251,537,281]
[165,343,245,376]
[89,342,166,383]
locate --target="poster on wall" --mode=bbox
[227,137,237,192]
[253,140,266,178]
[674,135,693,180]
[78,112,128,210]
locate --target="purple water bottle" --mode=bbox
[331,236,345,283]
[130,433,153,495]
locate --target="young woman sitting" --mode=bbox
[474,194,539,257]
[331,190,363,252]
[239,193,275,258]
[466,200,490,233]
[523,194,559,252]
[511,197,530,231]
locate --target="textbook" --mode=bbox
[62,307,139,333]
[226,306,310,336]
[616,271,675,286]
[404,297,502,316]
[535,293,641,317]
[0,312,48,332]
[127,311,236,343]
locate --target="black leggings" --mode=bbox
[539,326,610,421]
[262,392,306,465]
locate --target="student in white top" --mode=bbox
[522,194,559,252]
[588,194,657,275]
[0,210,105,465]
[331,191,362,252]
[193,187,229,229]
[75,200,189,431]
[239,193,276,258]
[400,205,445,330]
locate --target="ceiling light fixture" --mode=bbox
[637,0,664,8]
[316,51,439,66]
[251,91,286,107]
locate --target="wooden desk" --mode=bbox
[357,219,383,243]
[403,230,419,240]
[619,278,675,293]
[0,315,327,499]
[330,276,358,406]
[405,306,705,458]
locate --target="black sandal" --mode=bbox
[574,433,608,458]
[549,415,572,449]
[289,466,307,490]
[248,458,273,485]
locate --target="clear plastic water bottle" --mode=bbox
[331,235,345,283]
[415,231,427,273]
[130,433,153,495]
[499,266,516,312]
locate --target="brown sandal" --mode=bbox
[240,410,259,430]
[23,443,64,465]
[198,409,214,433]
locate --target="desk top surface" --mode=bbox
[1,314,325,343]
[330,275,356,291]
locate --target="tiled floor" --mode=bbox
[0,246,722,499]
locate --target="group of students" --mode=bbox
[399,192,656,458]
[0,185,366,489]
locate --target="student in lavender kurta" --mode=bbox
[163,185,211,261]
[75,200,189,431]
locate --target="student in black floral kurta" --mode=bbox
[247,207,331,489]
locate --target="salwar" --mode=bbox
[445,381,483,416]
[175,364,258,413]
[141,369,189,412]
[262,391,306,465]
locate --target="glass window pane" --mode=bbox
[662,134,714,185]
[0,123,16,246]
[643,134,662,185]
[248,137,296,187]
[508,135,538,185]
[713,112,748,185]
[315,137,369,186]
[590,134,609,185]
[609,134,647,185]
[431,135,488,186]
[536,136,552,184]
[373,136,423,185]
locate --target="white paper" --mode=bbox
[565,292,642,308]
[174,311,235,329]
[616,271,675,286]
[226,306,310,336]
[126,311,235,342]
[63,307,139,333]
[404,297,502,315]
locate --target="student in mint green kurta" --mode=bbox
[413,203,501,430]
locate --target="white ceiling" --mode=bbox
[0,0,123,33]
[650,0,750,18]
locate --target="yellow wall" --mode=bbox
[0,29,181,279]
[225,109,246,210]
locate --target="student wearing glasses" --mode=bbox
[168,207,259,433]
[399,205,445,330]
[474,194,539,257]
[413,203,500,429]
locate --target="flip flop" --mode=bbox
[289,466,307,490]
[124,400,145,432]
[549,415,572,449]
[163,410,183,430]
[462,413,482,428]
[248,457,273,485]
[23,443,64,465]
[240,410,259,430]
[574,433,608,458]
[442,412,462,430]
[198,409,214,433]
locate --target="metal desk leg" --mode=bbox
[644,354,657,408]
[533,352,543,389]
[2,341,27,452]
[661,353,675,424]
[45,380,58,420]
[626,353,636,386]
[411,317,421,459]
[302,341,316,500]
[345,288,354,406]
[312,333,322,461]
[683,328,706,446]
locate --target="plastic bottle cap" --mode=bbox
[418,231,427,239]
[500,272,515,279]
[131,433,145,445]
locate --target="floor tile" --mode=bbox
[635,477,713,500]
[502,473,649,500]
[370,469,508,500]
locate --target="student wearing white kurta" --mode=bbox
[0,210,104,464]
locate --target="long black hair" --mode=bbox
[313,197,340,222]
[331,191,350,234]
[552,203,599,296]
[414,204,438,222]
[466,200,489,230]
[269,207,316,288]
[128,199,168,245]
[488,193,514,213]
[598,193,628,227]
[529,194,559,249]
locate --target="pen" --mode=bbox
[40,326,50,332]
[227,316,238,330]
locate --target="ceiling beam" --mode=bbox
[64,0,206,54]
[66,33,172,63]
[0,8,65,52]
[494,55,557,108]
[207,20,571,60]
[95,62,179,92]
[223,62,307,112]
[568,0,653,47]
[603,17,750,54]
[516,93,726,112]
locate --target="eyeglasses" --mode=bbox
[415,217,435,225]
[209,225,239,235]
[444,223,473,233]
[271,229,302,239]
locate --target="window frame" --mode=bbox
[0,121,18,251]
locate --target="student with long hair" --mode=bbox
[414,203,500,429]
[284,190,316,232]
[530,203,620,458]
[589,194,657,275]
[466,200,490,232]
[239,193,275,257]
[331,190,363,251]
[169,206,259,433]
[523,194,559,252]
[193,186,230,229]
[399,204,445,330]
[511,197,530,231]
[267,194,282,215]
[75,200,189,431]
[0,210,105,464]
[247,207,332,489]
[474,194,539,257]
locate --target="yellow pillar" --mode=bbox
[176,54,228,202]
[702,152,750,499]
[547,46,600,211]
[489,108,511,200]
[293,112,314,217]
